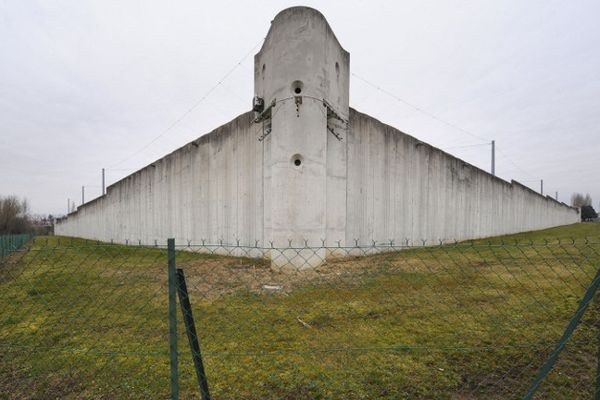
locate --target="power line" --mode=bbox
[496,149,536,179]
[442,142,491,151]
[351,71,540,180]
[351,72,490,143]
[109,37,265,168]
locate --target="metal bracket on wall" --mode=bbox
[254,98,275,142]
[322,98,348,125]
[257,120,271,142]
[327,125,343,141]
[252,99,276,124]
[323,98,347,141]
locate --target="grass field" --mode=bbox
[1,223,600,399]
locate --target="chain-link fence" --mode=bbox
[2,232,600,399]
[0,234,31,258]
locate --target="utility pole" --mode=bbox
[555,191,558,201]
[491,140,495,176]
[67,198,70,214]
[102,168,106,195]
[540,179,544,195]
[82,186,85,205]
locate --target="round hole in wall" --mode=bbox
[335,61,340,77]
[262,63,266,73]
[291,154,303,167]
[291,80,303,95]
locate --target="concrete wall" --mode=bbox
[56,106,580,249]
[345,109,580,244]
[56,6,580,263]
[56,111,265,247]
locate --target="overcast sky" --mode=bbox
[1,0,599,215]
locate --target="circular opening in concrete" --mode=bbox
[262,64,266,73]
[291,80,303,95]
[335,62,340,76]
[291,154,303,167]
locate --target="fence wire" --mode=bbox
[0,237,170,399]
[0,234,31,258]
[1,234,600,399]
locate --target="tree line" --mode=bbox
[571,193,598,222]
[0,195,53,235]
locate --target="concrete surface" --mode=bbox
[56,6,580,266]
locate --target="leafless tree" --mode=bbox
[571,193,592,208]
[0,195,32,234]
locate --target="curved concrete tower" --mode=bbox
[254,7,350,253]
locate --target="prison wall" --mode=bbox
[55,107,581,251]
[55,111,265,246]
[345,109,580,245]
[56,6,580,264]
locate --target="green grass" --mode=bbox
[1,223,600,399]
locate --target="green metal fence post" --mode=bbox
[523,266,600,400]
[596,293,600,400]
[176,268,211,400]
[168,238,179,400]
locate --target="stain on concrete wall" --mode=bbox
[56,106,579,250]
[56,111,265,246]
[345,109,580,244]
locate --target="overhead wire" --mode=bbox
[93,45,551,202]
[109,37,265,169]
[351,71,541,181]
[496,149,537,179]
[87,37,266,210]
[351,72,490,143]
[442,143,492,151]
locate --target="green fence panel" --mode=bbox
[0,234,31,258]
